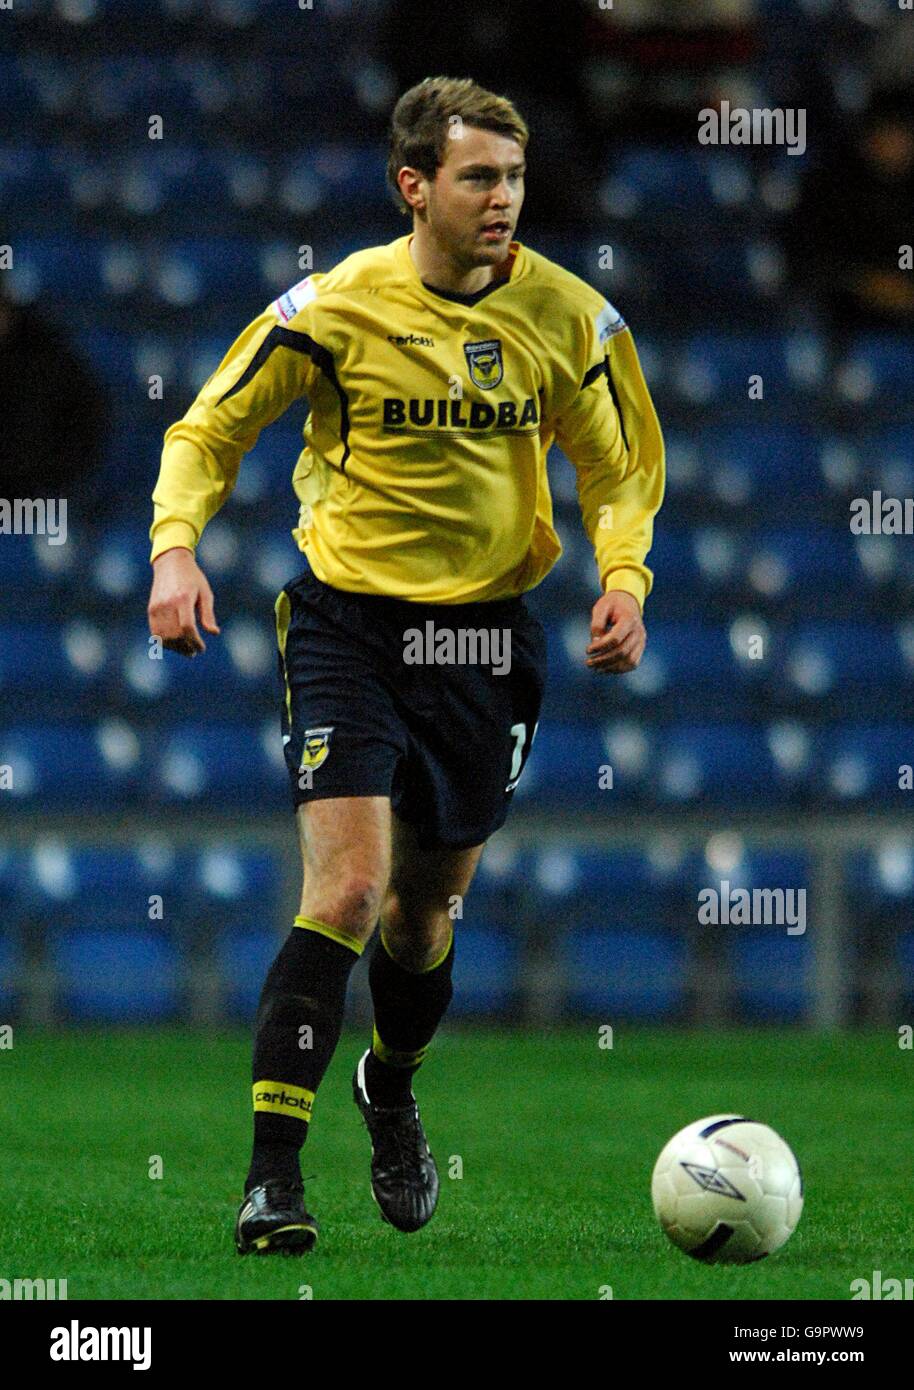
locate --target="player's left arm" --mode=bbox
[553,303,665,675]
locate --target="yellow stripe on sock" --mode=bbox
[252,1080,315,1121]
[380,923,453,973]
[371,1024,429,1070]
[294,913,364,956]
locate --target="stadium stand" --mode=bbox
[1,0,912,1025]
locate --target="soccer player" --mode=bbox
[147,76,664,1255]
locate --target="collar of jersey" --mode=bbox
[396,234,523,308]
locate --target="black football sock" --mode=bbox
[363,926,454,1106]
[246,914,363,1193]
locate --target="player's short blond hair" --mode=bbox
[386,76,529,216]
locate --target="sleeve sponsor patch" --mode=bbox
[595,299,626,345]
[273,276,317,323]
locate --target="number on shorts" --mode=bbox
[506,721,532,792]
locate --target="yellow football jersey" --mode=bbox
[150,233,664,608]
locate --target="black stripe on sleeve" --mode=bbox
[216,325,351,470]
[581,356,629,452]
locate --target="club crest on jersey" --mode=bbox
[300,726,334,771]
[464,338,503,390]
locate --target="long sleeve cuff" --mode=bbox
[150,520,199,563]
[602,566,648,614]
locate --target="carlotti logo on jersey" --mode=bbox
[464,338,504,389]
[387,332,435,347]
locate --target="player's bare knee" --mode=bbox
[302,872,386,935]
[380,897,453,971]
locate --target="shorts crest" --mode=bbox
[301,726,334,770]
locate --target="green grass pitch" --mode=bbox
[3,1026,910,1300]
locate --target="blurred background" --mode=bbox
[2,0,913,1033]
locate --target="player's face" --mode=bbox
[424,127,525,269]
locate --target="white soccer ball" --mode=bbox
[651,1114,804,1264]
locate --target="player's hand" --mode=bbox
[586,589,645,675]
[147,547,220,658]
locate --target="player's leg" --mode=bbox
[351,818,485,1233]
[363,815,485,1102]
[236,795,391,1255]
[350,594,546,1233]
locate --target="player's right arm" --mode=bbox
[148,546,220,657]
[147,279,321,656]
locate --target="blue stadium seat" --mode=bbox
[193,520,244,583]
[865,426,914,480]
[0,930,14,1011]
[744,528,861,596]
[450,926,520,1014]
[620,621,737,701]
[774,624,907,706]
[607,146,752,214]
[520,722,614,809]
[898,932,914,997]
[244,533,308,597]
[533,846,684,930]
[70,847,190,930]
[0,727,120,806]
[235,428,308,503]
[216,927,279,1019]
[0,140,60,213]
[850,842,914,903]
[74,328,145,391]
[698,424,818,502]
[819,726,914,803]
[838,336,914,404]
[688,526,744,594]
[15,843,178,923]
[765,721,821,796]
[563,929,686,1018]
[9,235,105,302]
[90,527,151,600]
[192,846,279,907]
[51,929,179,1021]
[0,63,35,119]
[731,933,811,1021]
[0,623,73,692]
[645,527,702,589]
[98,425,167,507]
[650,725,779,805]
[0,844,20,996]
[0,534,66,599]
[279,144,390,213]
[149,237,258,306]
[692,846,810,893]
[675,334,793,401]
[469,844,529,933]
[153,724,284,804]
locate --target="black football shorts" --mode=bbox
[275,566,547,850]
